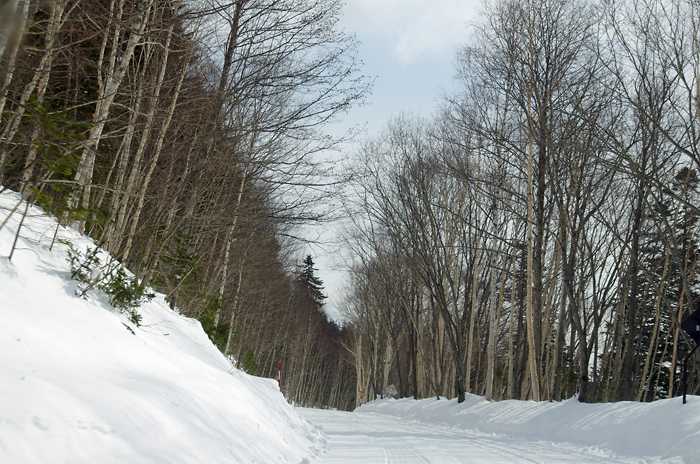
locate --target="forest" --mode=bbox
[339,0,700,405]
[0,0,366,411]
[1,0,699,411]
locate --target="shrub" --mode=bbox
[240,348,260,376]
[62,241,153,326]
[199,295,229,351]
[62,239,101,297]
[99,266,155,314]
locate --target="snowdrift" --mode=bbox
[0,190,325,463]
[357,394,700,463]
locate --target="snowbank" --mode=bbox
[0,190,325,463]
[357,394,700,463]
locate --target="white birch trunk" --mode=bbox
[465,202,481,392]
[485,249,498,401]
[224,248,248,355]
[508,250,516,399]
[0,0,29,118]
[119,25,181,262]
[73,0,153,214]
[526,122,541,401]
[0,0,67,175]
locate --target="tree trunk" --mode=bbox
[485,249,498,401]
[73,0,153,215]
[0,0,67,178]
[0,0,29,118]
[525,119,541,401]
[508,250,516,399]
[621,186,644,400]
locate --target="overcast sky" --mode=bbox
[311,0,480,320]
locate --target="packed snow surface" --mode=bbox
[325,395,700,463]
[1,189,700,464]
[300,405,686,463]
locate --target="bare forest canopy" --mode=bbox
[0,0,369,411]
[340,0,700,405]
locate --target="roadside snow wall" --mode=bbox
[357,394,700,463]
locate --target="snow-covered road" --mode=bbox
[297,407,678,464]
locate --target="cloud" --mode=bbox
[341,0,477,64]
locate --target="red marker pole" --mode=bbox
[278,362,281,389]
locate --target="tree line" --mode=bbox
[340,0,700,405]
[0,0,367,411]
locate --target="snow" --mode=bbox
[0,190,325,463]
[1,188,699,464]
[350,395,700,463]
[299,406,684,463]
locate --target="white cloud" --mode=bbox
[341,0,478,64]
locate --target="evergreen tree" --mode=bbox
[299,255,327,307]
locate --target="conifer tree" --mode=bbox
[299,255,327,308]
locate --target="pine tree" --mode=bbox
[299,255,327,308]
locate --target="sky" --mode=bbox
[336,0,479,131]
[310,0,480,321]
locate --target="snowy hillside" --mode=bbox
[0,190,325,463]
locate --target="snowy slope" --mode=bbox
[356,394,700,463]
[0,190,325,463]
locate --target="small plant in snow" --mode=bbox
[62,239,102,297]
[99,266,155,314]
[240,348,260,376]
[62,240,154,326]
